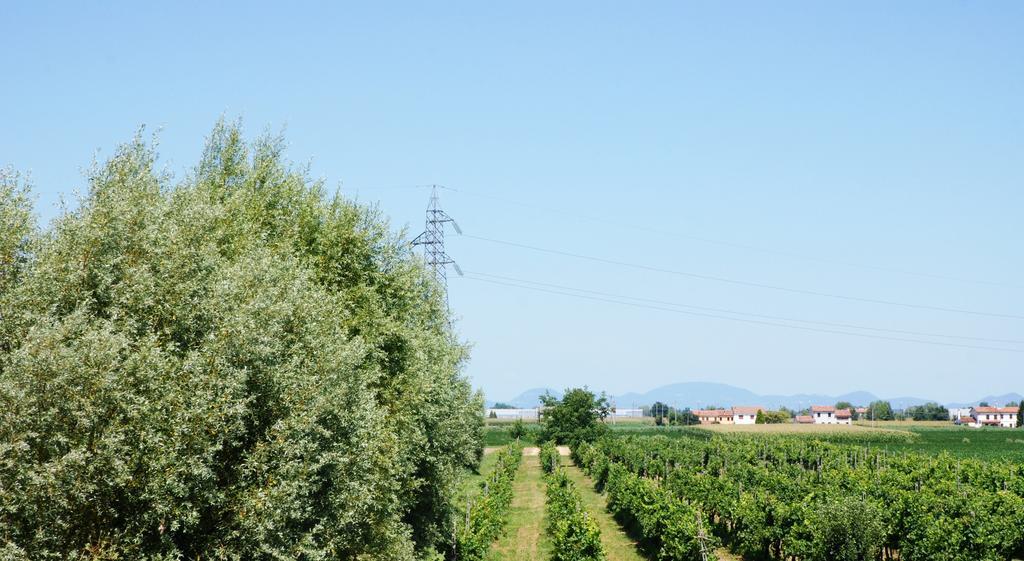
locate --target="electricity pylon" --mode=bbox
[412,186,462,303]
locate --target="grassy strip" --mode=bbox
[456,443,524,560]
[460,451,501,504]
[486,455,552,561]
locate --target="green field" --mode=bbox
[887,426,1024,461]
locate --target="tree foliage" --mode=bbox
[650,401,670,418]
[508,418,528,440]
[905,402,950,421]
[670,408,700,426]
[0,122,484,560]
[867,400,895,421]
[755,410,791,424]
[539,388,610,446]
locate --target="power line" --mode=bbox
[438,186,1019,289]
[464,271,1024,345]
[459,233,1024,321]
[459,274,1024,353]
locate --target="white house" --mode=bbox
[965,406,1018,428]
[610,408,644,418]
[732,406,764,425]
[811,405,853,425]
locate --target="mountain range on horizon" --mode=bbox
[486,382,1023,412]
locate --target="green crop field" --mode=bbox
[594,423,1024,461]
[885,426,1024,461]
[486,420,1024,460]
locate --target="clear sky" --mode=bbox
[3,1,1022,403]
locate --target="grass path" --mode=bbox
[485,455,551,561]
[459,449,500,504]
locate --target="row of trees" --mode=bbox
[0,122,484,560]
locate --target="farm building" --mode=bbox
[795,415,814,424]
[695,409,734,424]
[694,406,764,424]
[732,406,765,425]
[964,406,1018,428]
[610,408,644,418]
[811,405,852,425]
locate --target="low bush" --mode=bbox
[540,441,561,474]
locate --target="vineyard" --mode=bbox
[573,433,1024,561]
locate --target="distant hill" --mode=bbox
[486,387,562,409]
[615,382,761,410]
[614,382,889,411]
[490,382,1020,412]
[947,393,1023,408]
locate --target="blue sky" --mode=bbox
[3,1,1022,403]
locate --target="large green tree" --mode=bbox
[539,387,610,446]
[906,402,950,421]
[0,122,483,560]
[866,400,894,421]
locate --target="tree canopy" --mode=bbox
[866,400,894,421]
[755,410,791,424]
[539,387,610,445]
[906,402,950,421]
[0,122,484,560]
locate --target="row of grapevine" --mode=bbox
[545,466,606,561]
[577,434,1024,561]
[541,440,562,474]
[455,443,524,560]
[574,443,719,560]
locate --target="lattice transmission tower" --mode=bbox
[412,186,462,301]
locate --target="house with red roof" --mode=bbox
[732,406,764,425]
[811,405,852,425]
[694,409,734,425]
[965,406,1018,428]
